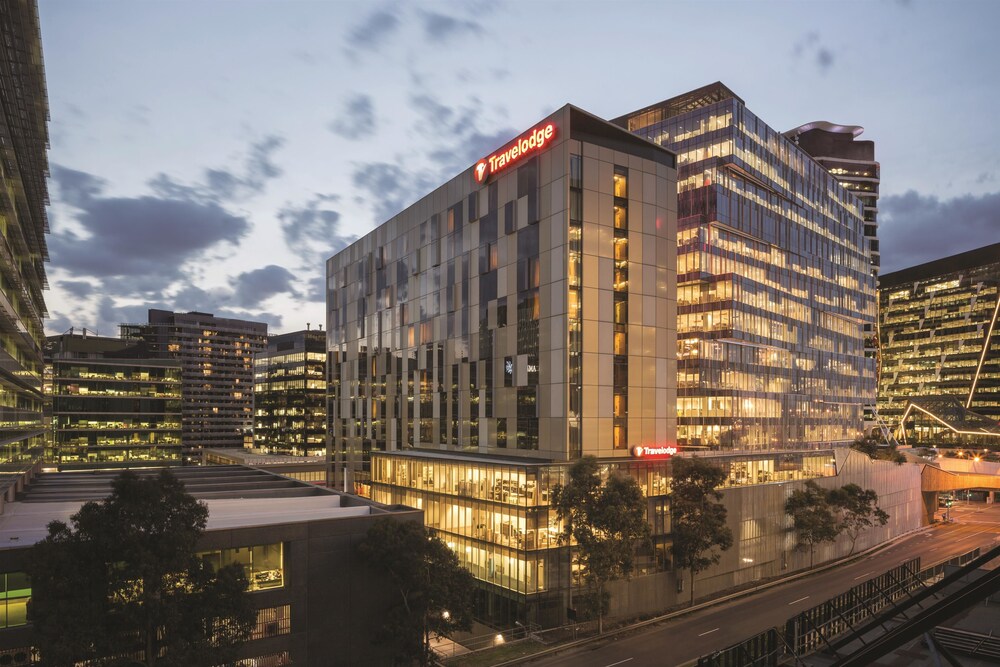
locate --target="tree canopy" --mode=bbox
[829,483,890,554]
[27,470,255,667]
[550,456,651,633]
[785,480,890,565]
[358,518,476,666]
[784,479,840,567]
[669,457,734,606]
[850,437,906,464]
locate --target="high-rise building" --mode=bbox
[0,1,51,463]
[253,328,326,456]
[122,310,267,451]
[614,82,875,451]
[45,331,182,465]
[878,243,1000,444]
[328,105,681,622]
[785,122,879,273]
[785,121,881,427]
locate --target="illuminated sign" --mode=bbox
[632,445,678,459]
[474,123,556,184]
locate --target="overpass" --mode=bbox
[917,457,1000,522]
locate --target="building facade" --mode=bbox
[327,106,678,623]
[122,310,267,451]
[878,243,1000,443]
[614,82,876,451]
[327,105,678,483]
[253,328,326,456]
[45,332,182,465]
[0,465,423,666]
[0,1,50,463]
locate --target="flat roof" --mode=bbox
[880,242,1000,289]
[204,448,325,466]
[0,495,370,549]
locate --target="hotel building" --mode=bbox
[878,243,1000,443]
[328,105,679,621]
[253,328,327,456]
[122,310,267,452]
[0,0,50,463]
[45,331,182,465]
[613,83,876,451]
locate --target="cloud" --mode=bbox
[329,94,376,140]
[816,48,834,72]
[230,265,300,308]
[57,280,96,299]
[879,190,1000,272]
[792,32,835,74]
[408,93,516,177]
[352,162,436,224]
[148,135,284,203]
[346,9,401,53]
[50,164,250,285]
[419,10,483,42]
[278,193,356,265]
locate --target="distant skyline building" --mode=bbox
[878,243,1000,444]
[253,327,326,456]
[0,0,51,463]
[45,331,182,465]
[122,310,267,451]
[614,82,875,451]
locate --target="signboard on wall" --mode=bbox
[474,123,556,184]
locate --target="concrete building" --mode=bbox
[45,331,182,466]
[253,328,326,456]
[122,310,267,452]
[614,82,876,451]
[0,465,421,666]
[878,243,1000,444]
[0,0,51,464]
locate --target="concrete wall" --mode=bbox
[604,450,925,619]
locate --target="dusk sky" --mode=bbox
[38,0,1000,335]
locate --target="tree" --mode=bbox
[830,483,890,555]
[785,480,840,567]
[850,437,906,464]
[27,470,255,666]
[669,457,734,606]
[551,456,651,634]
[358,518,476,666]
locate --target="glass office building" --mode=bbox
[45,332,182,464]
[878,243,1000,443]
[614,83,875,451]
[253,328,327,456]
[0,0,50,463]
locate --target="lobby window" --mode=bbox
[199,543,284,591]
[0,572,29,628]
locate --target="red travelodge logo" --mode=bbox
[632,445,678,459]
[473,123,556,184]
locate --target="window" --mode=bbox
[199,542,284,591]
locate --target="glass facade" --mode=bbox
[615,83,875,451]
[199,542,284,591]
[327,105,677,488]
[254,329,327,456]
[0,1,50,464]
[45,334,182,464]
[878,243,1000,441]
[0,572,30,629]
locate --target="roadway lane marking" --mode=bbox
[698,628,720,637]
[789,596,810,605]
[853,571,874,580]
[604,659,634,667]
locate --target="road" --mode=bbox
[529,502,1000,667]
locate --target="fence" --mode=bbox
[697,548,981,667]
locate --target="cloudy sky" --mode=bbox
[38,0,1000,335]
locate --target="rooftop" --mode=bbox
[880,242,1000,289]
[0,465,380,549]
